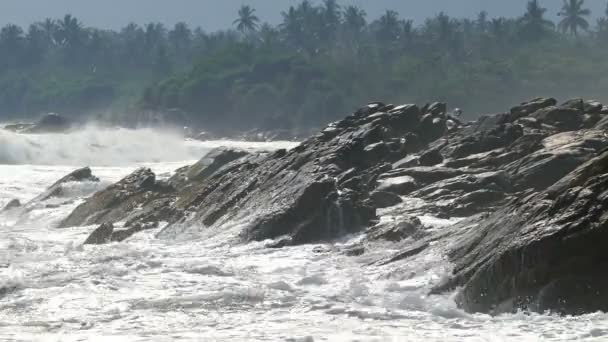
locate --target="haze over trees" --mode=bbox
[1,0,608,134]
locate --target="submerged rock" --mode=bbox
[2,199,21,211]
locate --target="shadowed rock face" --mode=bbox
[438,150,608,315]
[55,96,608,315]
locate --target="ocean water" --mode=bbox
[0,128,607,341]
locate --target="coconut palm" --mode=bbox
[233,5,260,34]
[280,6,303,47]
[489,18,509,41]
[558,0,591,36]
[37,18,57,45]
[169,22,192,51]
[0,24,24,49]
[376,10,401,43]
[322,0,341,35]
[56,14,83,48]
[343,5,366,34]
[520,0,554,40]
[477,11,489,32]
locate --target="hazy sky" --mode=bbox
[1,0,607,31]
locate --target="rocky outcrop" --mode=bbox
[58,95,608,315]
[60,167,173,227]
[4,113,72,134]
[33,167,99,203]
[436,149,608,315]
[83,221,159,245]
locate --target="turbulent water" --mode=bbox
[1,129,607,341]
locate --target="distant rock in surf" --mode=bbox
[2,199,21,212]
[3,113,72,134]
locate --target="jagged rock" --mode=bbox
[595,115,608,130]
[560,98,585,111]
[380,166,466,186]
[505,130,608,191]
[584,100,603,114]
[369,191,402,208]
[110,221,159,242]
[2,199,21,211]
[367,216,422,242]
[60,167,169,227]
[531,106,582,131]
[169,148,249,190]
[34,167,99,202]
[419,149,443,166]
[83,222,114,245]
[434,149,608,315]
[510,97,557,120]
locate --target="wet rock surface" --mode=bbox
[55,96,608,315]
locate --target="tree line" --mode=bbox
[2,0,608,133]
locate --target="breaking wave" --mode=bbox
[0,126,207,166]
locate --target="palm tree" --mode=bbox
[490,18,509,41]
[376,10,401,43]
[0,25,25,67]
[258,23,280,48]
[280,6,303,47]
[0,24,24,49]
[520,0,554,40]
[343,5,366,34]
[144,23,167,50]
[477,11,489,32]
[233,5,260,34]
[322,0,341,37]
[435,12,456,43]
[558,0,591,36]
[169,22,192,51]
[56,14,83,48]
[38,18,57,45]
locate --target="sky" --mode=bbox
[0,0,607,31]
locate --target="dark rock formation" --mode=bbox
[2,199,21,211]
[83,221,159,245]
[435,149,608,315]
[83,222,114,245]
[369,191,402,208]
[58,96,608,315]
[5,114,73,134]
[60,167,173,227]
[34,167,99,203]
